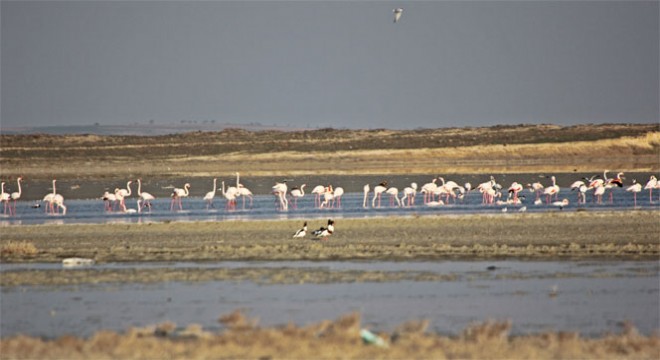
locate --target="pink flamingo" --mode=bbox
[221,180,238,211]
[235,173,253,209]
[203,178,218,209]
[508,182,523,203]
[420,178,438,204]
[8,177,23,216]
[289,184,306,209]
[362,184,370,208]
[543,176,560,204]
[136,179,155,212]
[626,180,642,207]
[0,182,10,215]
[372,181,388,208]
[102,191,117,212]
[386,187,401,207]
[42,180,57,214]
[272,181,288,211]
[116,181,133,211]
[644,176,657,203]
[311,185,326,208]
[400,182,417,207]
[170,183,190,211]
[332,187,344,208]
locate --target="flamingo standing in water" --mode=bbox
[477,176,496,205]
[221,180,238,211]
[644,175,657,203]
[372,181,388,208]
[605,172,624,203]
[235,173,253,209]
[593,184,606,204]
[420,178,438,204]
[8,177,23,215]
[362,184,370,208]
[386,186,401,207]
[116,181,132,211]
[170,183,190,211]
[136,179,155,212]
[507,182,523,203]
[0,182,10,215]
[320,185,334,209]
[332,187,344,208]
[543,176,560,204]
[203,178,218,209]
[272,181,288,211]
[289,184,306,209]
[400,182,417,207]
[526,181,544,202]
[626,180,643,207]
[42,179,58,214]
[438,177,462,204]
[311,185,326,208]
[53,192,66,215]
[102,191,117,212]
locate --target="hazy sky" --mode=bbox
[2,1,658,130]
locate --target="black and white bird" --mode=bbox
[393,7,403,23]
[293,221,307,238]
[312,219,335,240]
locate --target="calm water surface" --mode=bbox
[1,260,658,339]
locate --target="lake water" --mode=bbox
[1,186,658,226]
[1,260,658,339]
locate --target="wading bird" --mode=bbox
[170,183,190,211]
[136,179,155,213]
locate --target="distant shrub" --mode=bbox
[1,241,38,257]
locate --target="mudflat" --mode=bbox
[2,211,658,287]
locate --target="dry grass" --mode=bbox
[0,240,37,257]
[1,312,658,359]
[2,124,658,179]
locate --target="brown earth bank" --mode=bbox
[1,123,658,181]
[1,312,658,360]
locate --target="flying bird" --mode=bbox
[393,8,403,23]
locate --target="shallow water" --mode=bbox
[1,260,658,339]
[1,186,658,226]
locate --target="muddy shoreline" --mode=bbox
[2,211,658,288]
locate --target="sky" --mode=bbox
[1,0,658,130]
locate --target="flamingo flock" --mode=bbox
[0,172,658,217]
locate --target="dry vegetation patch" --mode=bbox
[1,311,658,360]
[2,124,658,179]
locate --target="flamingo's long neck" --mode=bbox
[1,183,5,195]
[221,181,226,196]
[52,180,57,195]
[300,184,305,195]
[17,179,22,195]
[137,180,142,196]
[184,185,189,196]
[126,182,132,196]
[212,179,217,193]
[236,173,240,188]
